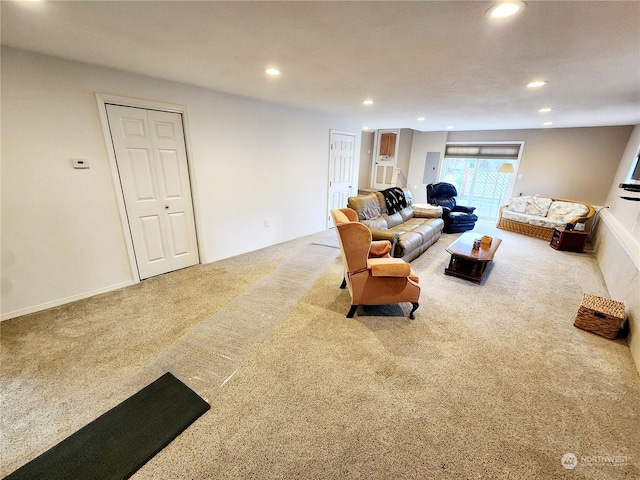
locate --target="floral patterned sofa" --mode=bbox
[496,195,595,240]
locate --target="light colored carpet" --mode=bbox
[312,235,339,249]
[2,221,639,478]
[128,243,339,401]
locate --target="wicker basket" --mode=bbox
[574,293,626,339]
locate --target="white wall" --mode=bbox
[594,124,640,375]
[358,131,374,191]
[395,129,414,188]
[604,124,640,246]
[406,131,449,203]
[1,47,361,320]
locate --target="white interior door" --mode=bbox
[327,131,356,227]
[106,104,199,279]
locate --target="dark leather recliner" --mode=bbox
[426,183,478,233]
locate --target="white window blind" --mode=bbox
[445,144,521,159]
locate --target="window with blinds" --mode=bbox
[440,142,523,220]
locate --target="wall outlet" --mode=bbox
[264,219,270,227]
[72,158,89,169]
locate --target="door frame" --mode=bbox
[96,93,202,283]
[327,129,357,228]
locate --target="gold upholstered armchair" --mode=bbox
[330,208,420,319]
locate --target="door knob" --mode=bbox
[164,206,169,210]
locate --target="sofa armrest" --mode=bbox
[412,204,443,218]
[569,203,596,224]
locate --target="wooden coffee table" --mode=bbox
[445,232,502,284]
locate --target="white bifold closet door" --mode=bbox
[106,104,199,280]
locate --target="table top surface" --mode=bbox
[555,226,589,235]
[446,232,502,261]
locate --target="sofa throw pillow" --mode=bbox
[507,196,529,213]
[525,196,553,217]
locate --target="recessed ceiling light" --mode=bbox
[417,117,425,121]
[363,126,369,130]
[265,68,281,76]
[543,121,553,126]
[539,107,553,113]
[527,80,547,88]
[486,1,526,18]
[363,99,374,105]
[447,126,454,130]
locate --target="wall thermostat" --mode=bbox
[72,159,89,169]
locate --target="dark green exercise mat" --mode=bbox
[5,372,210,480]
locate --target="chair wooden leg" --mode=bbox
[409,302,419,320]
[340,277,347,289]
[346,305,358,318]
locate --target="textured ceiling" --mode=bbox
[2,0,639,131]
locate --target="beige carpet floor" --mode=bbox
[2,220,639,479]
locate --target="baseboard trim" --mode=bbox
[1,281,135,322]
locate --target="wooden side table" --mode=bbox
[550,227,589,253]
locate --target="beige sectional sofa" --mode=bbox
[346,189,444,262]
[497,195,595,240]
